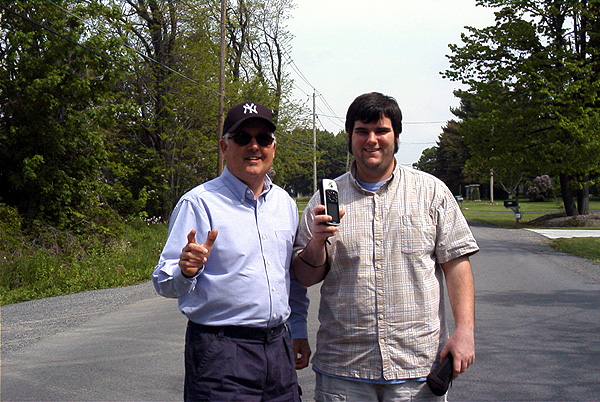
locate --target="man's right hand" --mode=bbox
[292,205,345,287]
[310,204,344,246]
[179,228,218,277]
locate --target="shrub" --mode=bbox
[0,215,166,305]
[526,175,554,201]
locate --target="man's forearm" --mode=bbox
[292,239,328,286]
[442,255,475,331]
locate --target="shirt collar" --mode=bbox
[221,166,273,203]
[349,161,399,194]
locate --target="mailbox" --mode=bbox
[504,200,521,227]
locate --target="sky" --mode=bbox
[286,0,498,166]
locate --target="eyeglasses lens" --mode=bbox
[232,133,274,147]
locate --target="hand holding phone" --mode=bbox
[319,179,340,226]
[426,353,454,396]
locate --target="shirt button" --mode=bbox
[272,286,276,292]
[267,260,272,266]
[262,234,267,240]
[273,313,278,319]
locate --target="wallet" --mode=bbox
[426,353,454,396]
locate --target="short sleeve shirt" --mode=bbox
[294,163,479,380]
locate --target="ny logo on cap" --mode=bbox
[243,103,258,115]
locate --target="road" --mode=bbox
[2,223,600,401]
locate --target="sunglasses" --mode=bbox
[225,132,276,147]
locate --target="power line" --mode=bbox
[7,3,450,131]
[404,121,448,125]
[283,52,452,132]
[282,51,347,132]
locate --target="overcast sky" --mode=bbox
[286,0,498,166]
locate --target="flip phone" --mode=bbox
[319,179,340,226]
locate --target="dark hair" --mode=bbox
[345,92,402,154]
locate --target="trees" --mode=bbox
[443,0,600,215]
[226,0,295,121]
[413,120,469,195]
[106,0,222,218]
[273,128,348,197]
[0,2,128,231]
[107,0,301,218]
[0,0,323,235]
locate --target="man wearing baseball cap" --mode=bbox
[153,101,310,402]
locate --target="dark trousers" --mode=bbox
[184,321,300,402]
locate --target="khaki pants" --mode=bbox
[314,371,447,402]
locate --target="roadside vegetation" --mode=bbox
[0,213,167,305]
[2,198,599,306]
[550,238,600,265]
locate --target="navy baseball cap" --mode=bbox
[222,101,276,136]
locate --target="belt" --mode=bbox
[190,321,287,342]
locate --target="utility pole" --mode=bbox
[313,90,317,193]
[217,0,226,175]
[490,168,495,204]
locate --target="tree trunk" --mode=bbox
[559,173,578,216]
[577,179,590,215]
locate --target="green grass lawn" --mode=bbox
[296,197,310,214]
[0,219,167,305]
[460,199,600,229]
[460,199,600,265]
[550,237,600,264]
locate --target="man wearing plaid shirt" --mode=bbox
[293,92,479,402]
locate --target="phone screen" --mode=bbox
[325,189,340,224]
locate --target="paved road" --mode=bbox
[2,223,600,401]
[451,222,600,400]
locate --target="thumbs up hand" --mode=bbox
[179,228,218,277]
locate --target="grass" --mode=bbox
[459,198,600,266]
[459,199,600,228]
[296,197,310,214]
[0,219,167,305]
[550,237,600,264]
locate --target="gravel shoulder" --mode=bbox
[1,281,157,356]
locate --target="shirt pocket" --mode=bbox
[275,229,294,267]
[399,215,436,254]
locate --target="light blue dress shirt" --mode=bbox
[152,167,308,338]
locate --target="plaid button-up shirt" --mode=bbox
[294,163,479,381]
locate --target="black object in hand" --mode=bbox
[426,353,454,396]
